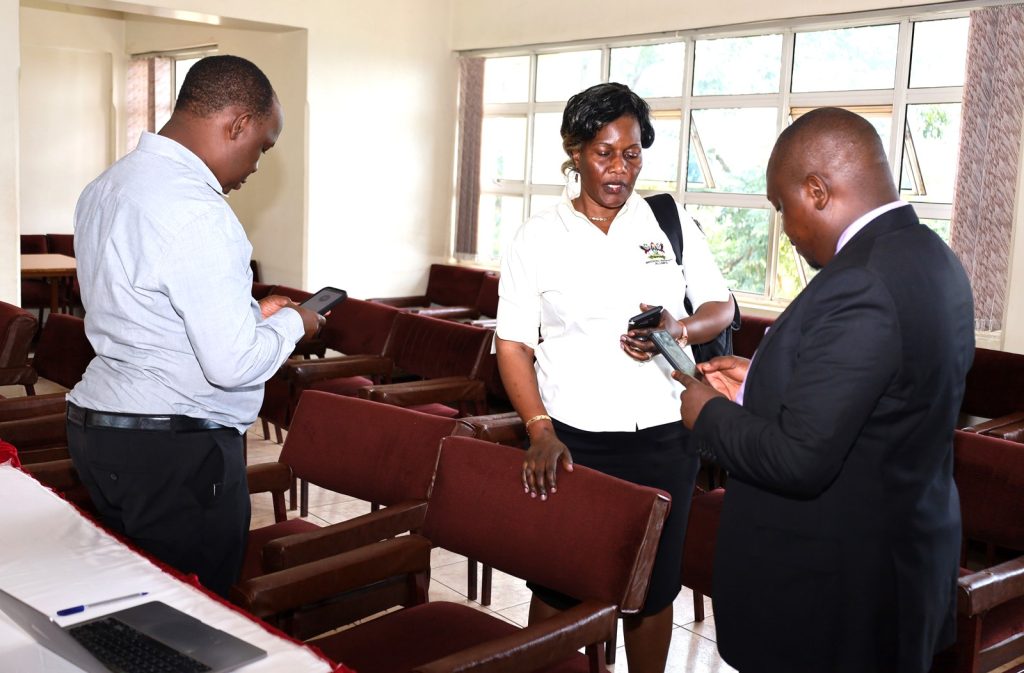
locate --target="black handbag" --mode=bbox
[645,193,741,363]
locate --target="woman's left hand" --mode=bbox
[620,302,684,361]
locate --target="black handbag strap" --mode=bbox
[645,193,684,265]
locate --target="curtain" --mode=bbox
[126,56,173,153]
[949,4,1024,332]
[454,57,484,256]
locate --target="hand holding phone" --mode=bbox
[650,330,698,379]
[627,305,663,341]
[300,287,348,315]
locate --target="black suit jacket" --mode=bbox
[693,206,974,673]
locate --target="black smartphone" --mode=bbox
[650,330,698,378]
[300,286,348,315]
[628,305,664,332]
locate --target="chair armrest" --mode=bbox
[231,534,433,619]
[263,501,428,572]
[22,458,80,492]
[0,413,67,450]
[246,461,293,495]
[414,601,618,673]
[0,392,67,421]
[368,295,430,309]
[358,376,486,407]
[287,355,393,386]
[958,555,1024,616]
[412,306,479,320]
[962,411,1024,434]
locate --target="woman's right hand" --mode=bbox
[522,424,573,501]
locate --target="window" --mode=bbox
[459,11,969,307]
[126,48,214,152]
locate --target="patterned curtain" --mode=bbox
[454,57,484,256]
[949,4,1024,332]
[126,56,173,153]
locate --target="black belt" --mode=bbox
[66,402,228,433]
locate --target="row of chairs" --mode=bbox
[0,305,94,398]
[21,233,79,318]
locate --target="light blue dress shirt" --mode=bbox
[68,132,305,433]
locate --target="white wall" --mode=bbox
[0,2,19,305]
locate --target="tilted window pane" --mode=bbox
[636,116,681,192]
[532,112,568,186]
[686,205,771,295]
[609,42,685,98]
[687,108,777,194]
[484,56,530,104]
[478,194,525,263]
[481,117,527,184]
[900,103,961,204]
[910,18,969,88]
[693,34,782,96]
[775,234,819,301]
[793,24,899,92]
[536,50,602,103]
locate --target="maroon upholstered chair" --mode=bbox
[0,301,39,395]
[681,487,724,622]
[233,435,671,673]
[733,313,774,359]
[239,391,472,638]
[959,348,1024,443]
[369,263,488,312]
[931,430,1024,673]
[413,271,500,323]
[20,235,50,326]
[30,313,94,391]
[45,233,80,313]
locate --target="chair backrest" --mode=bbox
[733,314,774,359]
[423,435,670,613]
[383,312,490,380]
[425,264,488,307]
[474,272,500,319]
[45,233,75,257]
[961,348,1024,420]
[320,297,400,357]
[20,234,48,254]
[954,429,1024,553]
[280,391,461,506]
[32,314,94,389]
[0,302,37,370]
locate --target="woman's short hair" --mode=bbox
[560,82,655,174]
[175,55,276,119]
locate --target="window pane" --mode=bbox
[693,34,782,96]
[531,112,567,186]
[609,42,685,98]
[793,24,899,92]
[636,115,680,192]
[536,50,602,103]
[910,18,969,88]
[686,205,771,294]
[775,234,818,301]
[481,117,527,184]
[920,218,951,244]
[477,195,524,263]
[484,56,530,104]
[900,103,961,204]
[175,57,199,99]
[687,108,776,194]
[530,194,561,218]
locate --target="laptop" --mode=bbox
[0,587,267,673]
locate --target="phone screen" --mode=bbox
[301,287,348,315]
[650,330,698,378]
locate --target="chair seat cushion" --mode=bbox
[407,403,460,419]
[241,518,320,581]
[981,593,1024,652]
[318,601,591,673]
[311,376,375,398]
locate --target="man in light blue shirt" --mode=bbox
[67,55,322,596]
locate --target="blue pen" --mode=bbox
[56,591,149,617]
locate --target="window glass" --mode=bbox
[484,56,530,104]
[174,57,199,98]
[910,18,969,88]
[531,112,568,185]
[477,195,524,263]
[775,234,819,301]
[536,50,602,102]
[686,205,771,294]
[480,117,527,184]
[693,34,782,96]
[920,218,951,243]
[687,108,777,194]
[609,42,685,98]
[793,24,899,92]
[900,103,961,204]
[636,115,681,192]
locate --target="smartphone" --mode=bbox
[650,330,698,378]
[300,286,348,315]
[627,306,664,339]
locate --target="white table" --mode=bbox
[0,462,339,672]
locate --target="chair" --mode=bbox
[20,235,50,327]
[30,313,94,391]
[369,263,488,312]
[0,301,39,395]
[733,313,773,359]
[959,348,1024,440]
[930,430,1024,673]
[46,233,80,314]
[240,391,473,638]
[680,487,725,623]
[414,271,500,323]
[232,435,671,673]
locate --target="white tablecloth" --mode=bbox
[0,462,335,672]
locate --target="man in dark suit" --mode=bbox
[672,107,975,673]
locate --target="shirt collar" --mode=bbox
[835,200,908,254]
[558,188,642,232]
[136,132,226,197]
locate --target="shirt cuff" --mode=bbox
[265,306,306,343]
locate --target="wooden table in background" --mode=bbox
[20,254,76,315]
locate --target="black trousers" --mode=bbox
[67,419,250,598]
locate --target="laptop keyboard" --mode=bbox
[69,616,212,673]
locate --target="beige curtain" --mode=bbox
[949,4,1024,332]
[126,56,173,152]
[455,57,484,256]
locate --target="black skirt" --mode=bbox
[528,417,699,616]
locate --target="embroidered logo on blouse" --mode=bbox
[640,242,669,264]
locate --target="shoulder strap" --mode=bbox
[645,193,683,265]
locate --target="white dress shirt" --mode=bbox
[498,190,730,432]
[68,132,304,433]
